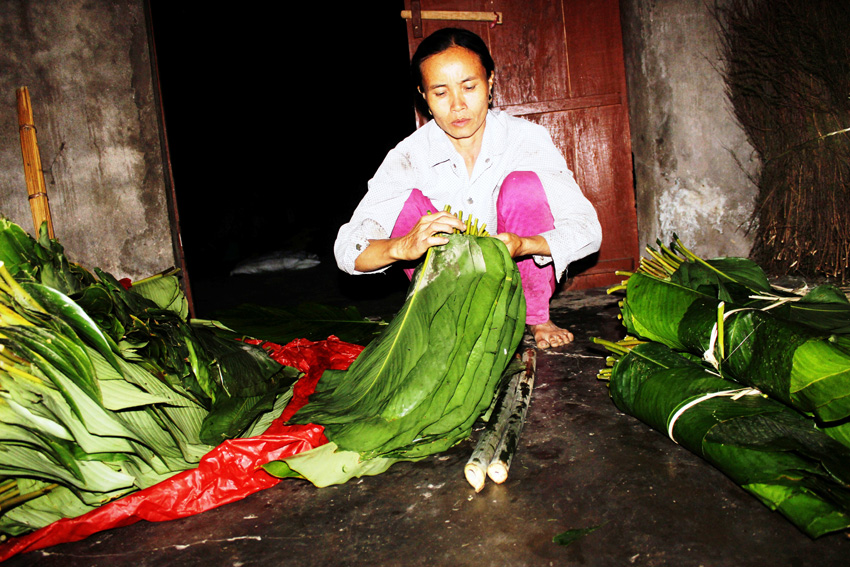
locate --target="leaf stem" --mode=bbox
[591,337,631,356]
[656,240,685,266]
[0,482,59,514]
[0,262,46,314]
[0,304,34,328]
[644,247,678,275]
[717,301,726,362]
[672,235,740,285]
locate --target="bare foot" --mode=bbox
[528,320,574,349]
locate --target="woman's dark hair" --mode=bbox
[410,28,496,117]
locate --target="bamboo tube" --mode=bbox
[464,359,523,492]
[400,10,503,25]
[16,87,55,239]
[486,349,537,484]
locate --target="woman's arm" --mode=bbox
[494,233,551,259]
[354,211,467,272]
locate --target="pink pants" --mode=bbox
[390,171,555,325]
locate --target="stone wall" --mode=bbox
[620,0,759,258]
[0,0,176,280]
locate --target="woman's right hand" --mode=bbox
[354,211,466,272]
[391,211,467,262]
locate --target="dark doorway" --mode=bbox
[147,2,414,289]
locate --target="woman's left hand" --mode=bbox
[494,232,524,257]
[494,233,551,258]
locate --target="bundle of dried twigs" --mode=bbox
[716,0,850,281]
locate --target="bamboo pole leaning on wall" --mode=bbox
[16,86,55,238]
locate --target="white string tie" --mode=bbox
[703,304,756,369]
[666,387,764,443]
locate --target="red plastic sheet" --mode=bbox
[0,336,364,562]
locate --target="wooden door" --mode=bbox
[402,0,639,290]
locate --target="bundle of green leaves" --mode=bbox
[264,233,527,487]
[603,340,850,538]
[598,236,850,537]
[0,219,299,536]
[617,237,850,427]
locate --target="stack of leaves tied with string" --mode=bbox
[0,218,299,537]
[596,235,850,538]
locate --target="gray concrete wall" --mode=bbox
[0,0,175,281]
[620,0,759,258]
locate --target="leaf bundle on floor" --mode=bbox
[601,236,850,537]
[0,219,299,536]
[602,340,850,539]
[618,238,850,424]
[265,234,526,486]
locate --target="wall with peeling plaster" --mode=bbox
[620,0,759,258]
[0,0,175,281]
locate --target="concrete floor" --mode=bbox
[4,258,850,566]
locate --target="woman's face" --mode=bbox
[419,45,494,149]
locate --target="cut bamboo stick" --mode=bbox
[487,349,537,484]
[16,86,55,239]
[464,360,523,492]
[400,10,503,25]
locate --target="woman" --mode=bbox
[334,28,601,349]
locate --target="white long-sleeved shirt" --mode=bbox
[334,110,601,281]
